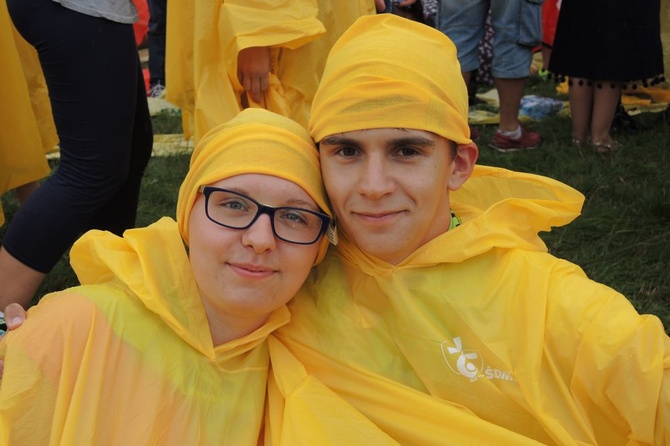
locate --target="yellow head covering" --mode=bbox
[177,108,332,263]
[309,14,471,145]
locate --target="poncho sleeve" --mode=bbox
[541,260,670,445]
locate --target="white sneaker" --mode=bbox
[148,83,166,99]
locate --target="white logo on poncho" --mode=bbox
[441,337,516,383]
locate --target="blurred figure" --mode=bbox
[549,0,664,152]
[0,0,56,227]
[146,0,167,97]
[437,0,543,153]
[1,0,153,308]
[166,0,376,143]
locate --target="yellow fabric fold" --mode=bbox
[265,336,401,445]
[0,1,56,226]
[309,14,471,145]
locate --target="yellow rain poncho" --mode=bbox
[276,164,670,445]
[166,0,376,142]
[0,1,57,226]
[275,14,670,445]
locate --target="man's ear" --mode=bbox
[448,142,478,191]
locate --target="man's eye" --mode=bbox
[397,147,419,157]
[337,146,358,157]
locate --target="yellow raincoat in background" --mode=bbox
[276,165,670,445]
[0,1,57,226]
[166,0,375,142]
[0,218,280,444]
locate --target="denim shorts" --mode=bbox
[437,0,543,78]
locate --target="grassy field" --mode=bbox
[1,77,669,330]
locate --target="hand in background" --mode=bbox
[237,46,272,104]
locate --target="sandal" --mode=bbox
[591,139,621,154]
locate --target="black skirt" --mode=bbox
[548,0,665,85]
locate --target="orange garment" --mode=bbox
[542,0,560,47]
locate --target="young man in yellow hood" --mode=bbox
[273,14,670,445]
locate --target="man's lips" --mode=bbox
[353,210,403,223]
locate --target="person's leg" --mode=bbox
[590,83,622,146]
[14,181,40,205]
[436,0,488,75]
[437,0,487,141]
[0,248,45,308]
[147,0,167,92]
[88,63,153,234]
[567,79,594,144]
[3,0,147,307]
[488,0,541,150]
[494,77,526,132]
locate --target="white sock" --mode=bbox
[498,125,522,139]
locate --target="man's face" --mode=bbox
[320,128,467,265]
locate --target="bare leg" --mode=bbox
[0,247,45,308]
[568,78,594,143]
[14,181,40,205]
[494,77,525,132]
[541,47,551,70]
[590,83,622,144]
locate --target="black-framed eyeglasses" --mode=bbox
[198,186,330,245]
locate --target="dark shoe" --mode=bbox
[489,127,541,153]
[611,103,641,135]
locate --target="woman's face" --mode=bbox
[188,174,322,338]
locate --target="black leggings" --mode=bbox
[5,0,153,273]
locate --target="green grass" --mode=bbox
[2,93,669,331]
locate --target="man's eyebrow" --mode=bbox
[320,135,360,146]
[320,135,435,148]
[386,136,435,149]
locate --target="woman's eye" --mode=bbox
[280,209,310,226]
[222,199,247,211]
